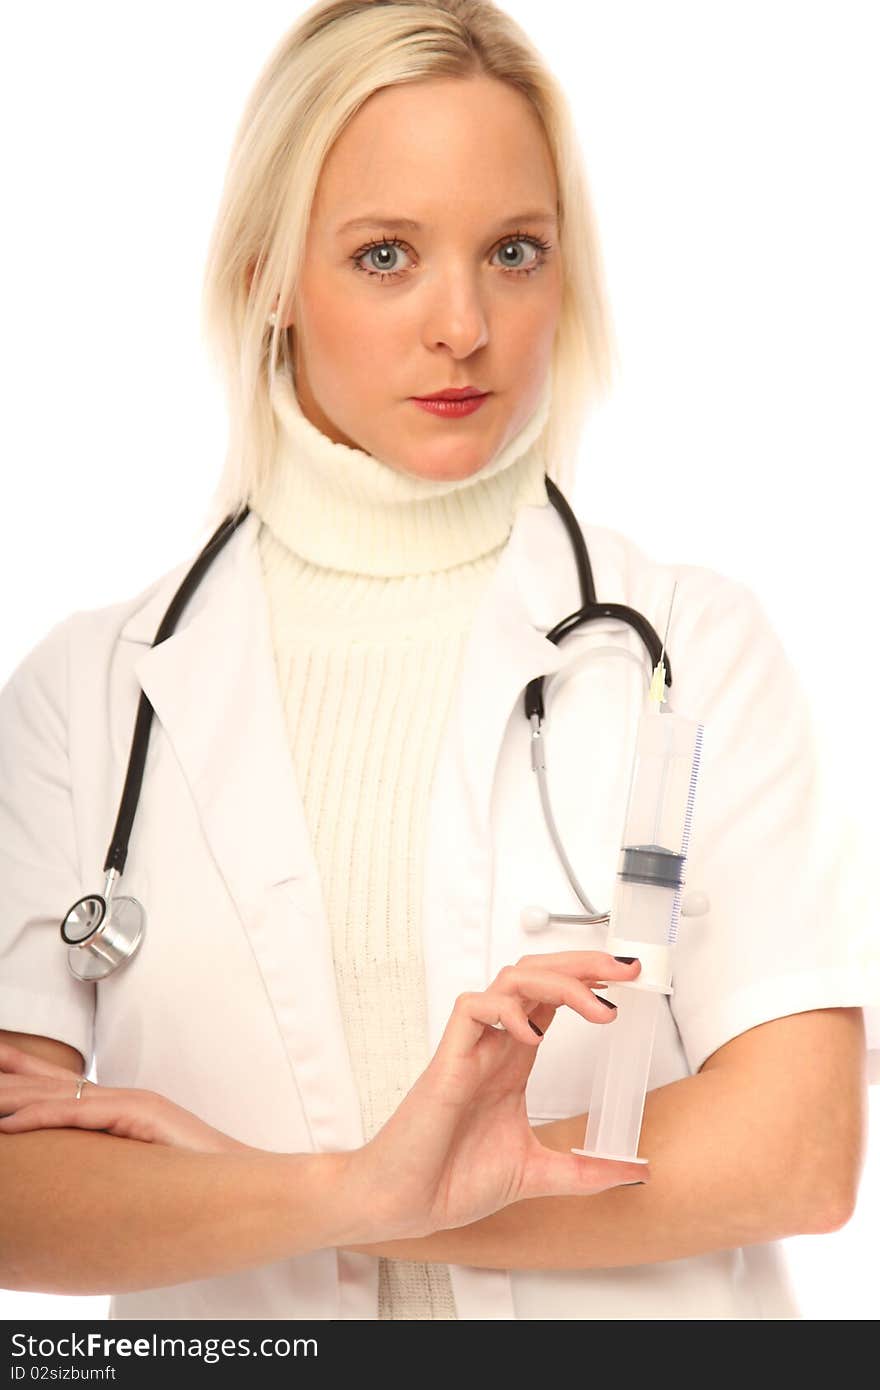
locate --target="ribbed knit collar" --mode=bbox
[247,368,553,577]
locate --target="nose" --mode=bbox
[421,274,489,358]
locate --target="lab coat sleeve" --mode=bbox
[0,617,95,1070]
[668,575,880,1084]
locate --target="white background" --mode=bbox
[1,1,877,1320]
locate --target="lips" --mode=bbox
[411,393,489,417]
[413,388,487,401]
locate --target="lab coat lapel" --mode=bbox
[118,513,366,1157]
[423,501,573,1056]
[422,500,576,1322]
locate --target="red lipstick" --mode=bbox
[411,386,490,417]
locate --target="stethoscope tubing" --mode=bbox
[103,506,253,879]
[61,479,673,979]
[525,478,671,721]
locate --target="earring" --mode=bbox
[267,310,278,328]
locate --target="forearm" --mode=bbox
[343,1067,835,1270]
[0,1130,364,1295]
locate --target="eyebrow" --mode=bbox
[336,209,558,236]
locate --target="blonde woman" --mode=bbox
[0,0,871,1321]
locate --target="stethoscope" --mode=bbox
[59,478,677,981]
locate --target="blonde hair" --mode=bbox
[200,0,619,530]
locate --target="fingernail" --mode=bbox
[594,994,617,1010]
[613,956,638,964]
[528,1019,544,1036]
[621,1180,646,1186]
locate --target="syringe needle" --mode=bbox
[649,579,678,708]
[660,580,677,668]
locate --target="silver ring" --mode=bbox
[74,1077,87,1101]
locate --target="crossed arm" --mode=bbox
[0,1008,866,1290]
[343,1007,868,1269]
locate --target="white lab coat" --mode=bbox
[1,501,877,1320]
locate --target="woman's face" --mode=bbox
[282,74,563,482]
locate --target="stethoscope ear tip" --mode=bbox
[521,904,551,932]
[680,890,710,917]
[520,904,611,933]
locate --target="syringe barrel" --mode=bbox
[614,707,704,954]
[580,986,661,1163]
[574,704,704,1165]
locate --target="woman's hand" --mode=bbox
[0,1041,253,1155]
[346,951,650,1242]
[0,953,650,1246]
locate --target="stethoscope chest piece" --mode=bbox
[61,889,145,981]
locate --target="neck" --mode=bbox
[247,372,553,577]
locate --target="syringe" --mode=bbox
[571,587,704,1165]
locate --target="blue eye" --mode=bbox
[355,240,411,277]
[493,237,546,273]
[351,231,553,283]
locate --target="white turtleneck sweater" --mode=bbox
[247,370,552,1319]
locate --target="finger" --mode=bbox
[520,1144,652,1202]
[442,972,619,1058]
[523,989,616,1036]
[523,1000,557,1036]
[0,1079,61,1113]
[0,1099,111,1134]
[0,1041,81,1082]
[509,951,642,982]
[490,965,625,1026]
[0,1072,92,1094]
[0,1076,95,1112]
[469,993,547,1047]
